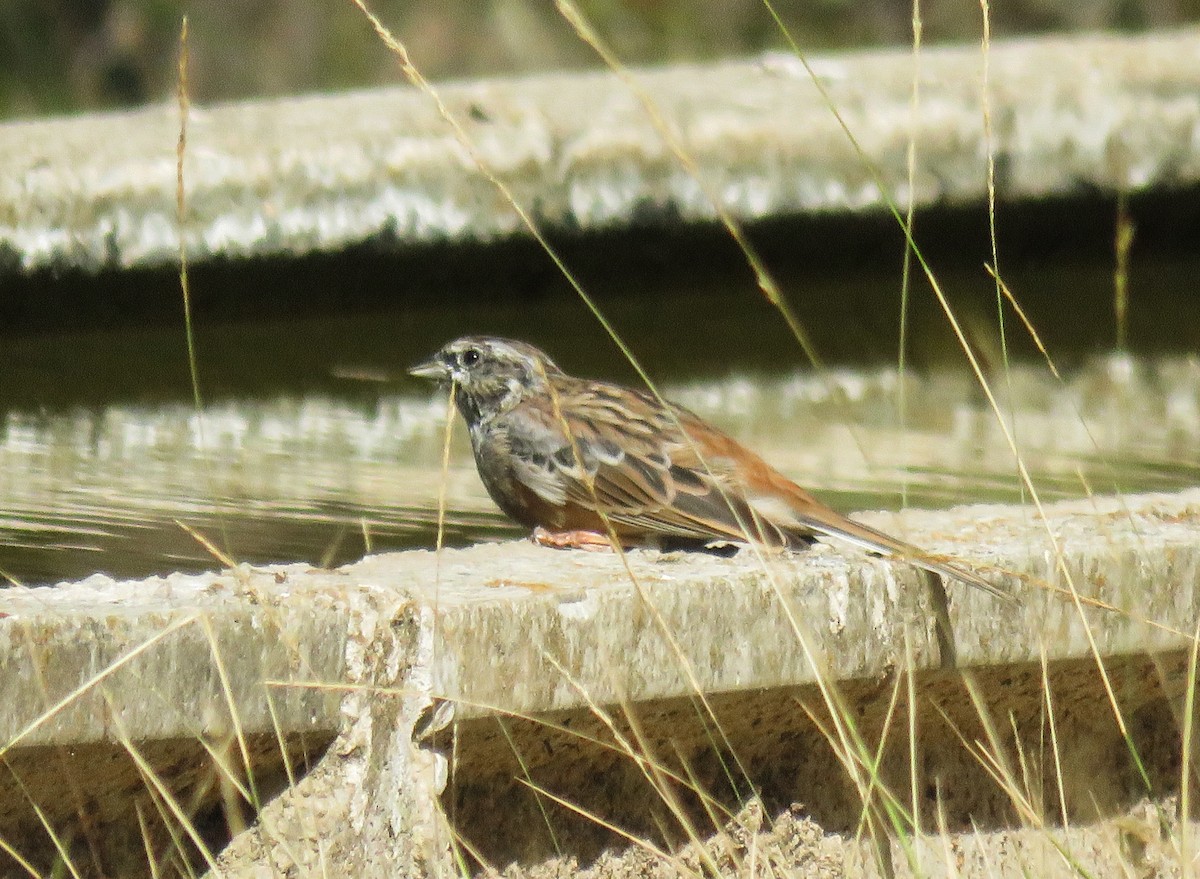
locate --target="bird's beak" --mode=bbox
[408,355,449,381]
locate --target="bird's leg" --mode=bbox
[531,526,619,552]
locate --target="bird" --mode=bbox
[410,336,1011,601]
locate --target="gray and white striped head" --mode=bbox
[409,336,563,425]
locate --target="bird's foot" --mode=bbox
[531,526,616,552]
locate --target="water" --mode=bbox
[3,259,1199,586]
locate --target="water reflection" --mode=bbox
[3,351,1198,585]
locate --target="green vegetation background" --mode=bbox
[4,0,1195,119]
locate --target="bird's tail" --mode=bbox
[783,511,1015,603]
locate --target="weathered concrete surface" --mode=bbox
[0,567,449,877]
[2,488,1199,875]
[3,29,1200,274]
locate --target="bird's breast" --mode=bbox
[469,422,546,529]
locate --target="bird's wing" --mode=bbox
[506,380,788,542]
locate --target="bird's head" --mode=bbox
[409,336,562,425]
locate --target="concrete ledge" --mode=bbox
[8,488,1194,743]
[4,29,1200,273]
[418,491,1200,718]
[3,489,1200,875]
[0,568,348,748]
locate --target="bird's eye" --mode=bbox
[460,348,481,368]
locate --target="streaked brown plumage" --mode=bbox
[410,336,1011,601]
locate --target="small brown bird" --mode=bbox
[410,336,1010,601]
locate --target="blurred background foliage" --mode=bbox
[1,0,1196,119]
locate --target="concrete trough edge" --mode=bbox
[2,488,1198,749]
[3,28,1200,273]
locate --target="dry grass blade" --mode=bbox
[537,648,713,805]
[797,697,909,876]
[932,700,1040,824]
[932,686,1102,878]
[903,630,925,874]
[137,780,199,879]
[796,696,914,833]
[175,520,237,569]
[17,628,108,875]
[978,0,1016,448]
[407,686,739,824]
[348,0,658,407]
[3,758,84,879]
[494,717,563,858]
[955,673,1036,824]
[176,15,202,419]
[360,516,373,554]
[1114,193,1135,351]
[524,647,753,872]
[617,699,728,878]
[1039,646,1070,831]
[855,661,908,838]
[136,802,163,879]
[986,265,1061,381]
[199,617,259,810]
[1179,617,1200,869]
[896,0,924,511]
[173,14,237,569]
[435,384,456,566]
[105,693,223,877]
[0,828,42,879]
[263,688,297,791]
[439,805,498,876]
[669,741,741,863]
